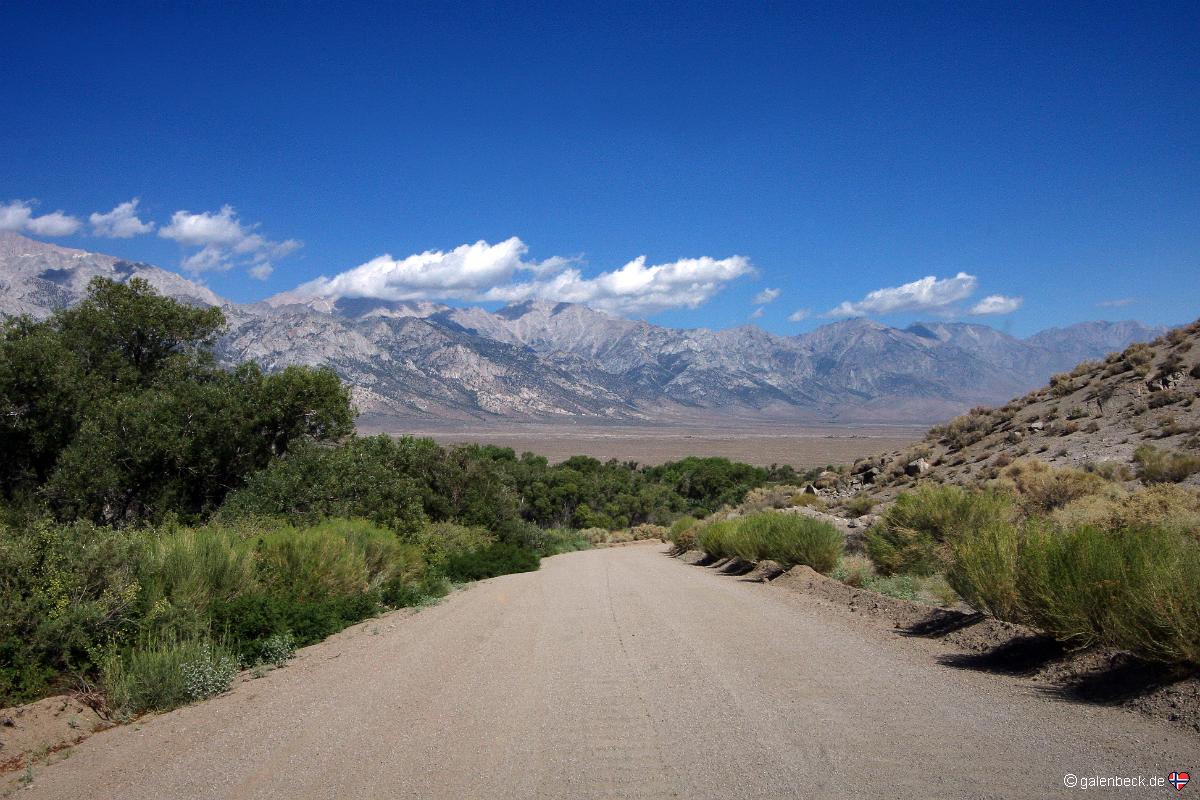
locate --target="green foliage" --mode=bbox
[1014,524,1200,662]
[103,635,238,716]
[698,512,842,572]
[257,632,297,667]
[696,519,739,559]
[0,520,144,705]
[867,485,1012,576]
[538,528,591,555]
[726,512,842,572]
[667,515,698,551]
[947,520,1023,621]
[219,437,427,534]
[1134,444,1200,483]
[443,542,540,582]
[0,279,354,525]
[842,495,875,518]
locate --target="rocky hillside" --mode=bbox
[0,232,1169,424]
[0,231,222,315]
[841,319,1200,497]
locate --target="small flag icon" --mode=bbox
[1169,772,1190,791]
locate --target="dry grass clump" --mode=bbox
[842,495,875,518]
[991,459,1112,514]
[1053,484,1200,539]
[1134,445,1200,483]
[739,484,807,512]
[578,527,611,545]
[929,408,993,450]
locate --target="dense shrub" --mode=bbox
[1017,524,1200,662]
[947,520,1024,621]
[667,516,698,551]
[103,636,239,716]
[866,485,1012,576]
[0,279,353,526]
[992,460,1110,514]
[727,512,842,571]
[0,521,144,705]
[843,495,875,518]
[1134,445,1200,483]
[443,542,540,581]
[538,528,591,555]
[1052,484,1200,540]
[696,519,739,560]
[696,512,841,572]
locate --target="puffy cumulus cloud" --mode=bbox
[749,307,765,320]
[160,205,300,275]
[90,199,154,238]
[788,308,811,322]
[826,272,978,317]
[752,287,781,304]
[969,294,1023,315]
[0,200,82,236]
[294,238,753,317]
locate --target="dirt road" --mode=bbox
[19,544,1195,799]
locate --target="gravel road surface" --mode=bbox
[19,543,1195,799]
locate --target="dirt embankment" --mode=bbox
[678,549,1200,734]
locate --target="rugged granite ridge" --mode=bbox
[0,232,1167,423]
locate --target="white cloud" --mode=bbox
[752,287,781,304]
[749,307,765,320]
[1097,297,1136,309]
[0,200,81,236]
[294,237,753,317]
[969,294,1023,315]
[826,272,978,317]
[788,308,811,322]
[160,205,300,275]
[90,199,154,238]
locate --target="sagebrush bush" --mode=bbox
[867,485,1012,576]
[578,527,610,545]
[740,485,805,512]
[790,493,826,510]
[1052,484,1200,540]
[629,523,668,541]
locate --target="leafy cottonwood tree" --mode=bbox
[0,278,354,524]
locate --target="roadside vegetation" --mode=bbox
[0,279,787,713]
[863,464,1200,666]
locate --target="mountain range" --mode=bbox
[0,232,1166,424]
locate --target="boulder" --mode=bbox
[904,458,931,477]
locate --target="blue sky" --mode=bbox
[2,1,1197,335]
